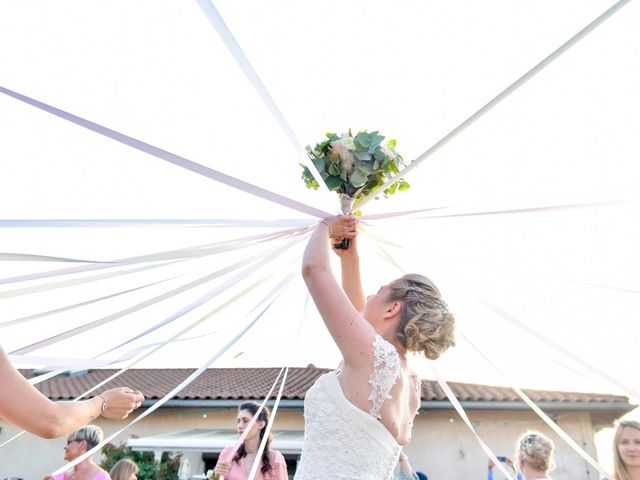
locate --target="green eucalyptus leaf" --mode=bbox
[311,157,326,173]
[385,182,398,195]
[353,150,371,161]
[354,131,372,150]
[369,135,384,152]
[299,164,320,190]
[398,179,411,191]
[324,175,343,191]
[349,167,369,187]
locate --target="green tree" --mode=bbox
[101,443,181,480]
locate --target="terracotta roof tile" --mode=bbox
[20,367,630,407]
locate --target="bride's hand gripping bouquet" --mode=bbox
[301,130,410,248]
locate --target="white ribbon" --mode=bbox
[356,0,633,210]
[0,85,331,219]
[479,300,640,402]
[11,329,224,372]
[22,253,301,397]
[47,272,295,474]
[103,233,308,354]
[247,367,289,480]
[11,230,308,355]
[219,367,285,464]
[0,268,183,327]
[1,265,299,450]
[0,219,318,228]
[0,224,309,286]
[194,0,331,201]
[363,230,513,478]
[429,362,516,480]
[460,330,611,479]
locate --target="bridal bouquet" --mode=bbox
[301,130,410,212]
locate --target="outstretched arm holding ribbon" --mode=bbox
[0,346,144,439]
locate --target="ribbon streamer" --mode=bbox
[48,291,285,475]
[365,232,514,478]
[103,234,306,354]
[10,232,306,355]
[0,223,308,286]
[221,368,285,463]
[0,259,184,301]
[0,85,330,219]
[195,0,330,198]
[247,367,289,480]
[479,300,640,401]
[19,257,299,399]
[2,271,294,449]
[429,362,515,480]
[0,272,181,329]
[11,328,225,371]
[356,0,633,210]
[0,253,107,263]
[460,330,611,479]
[413,199,635,220]
[0,219,317,228]
[44,257,300,396]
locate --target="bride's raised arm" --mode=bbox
[302,216,376,365]
[333,235,366,312]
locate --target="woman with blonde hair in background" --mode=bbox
[516,432,555,480]
[612,420,640,480]
[109,459,139,480]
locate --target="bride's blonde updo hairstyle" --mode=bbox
[388,273,455,360]
[517,432,555,473]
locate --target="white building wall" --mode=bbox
[404,410,598,480]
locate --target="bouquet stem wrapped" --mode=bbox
[335,194,354,249]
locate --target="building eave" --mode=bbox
[144,398,634,413]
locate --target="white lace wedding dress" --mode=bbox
[294,335,403,480]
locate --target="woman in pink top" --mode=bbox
[46,425,111,480]
[213,402,287,480]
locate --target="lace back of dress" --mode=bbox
[368,335,402,419]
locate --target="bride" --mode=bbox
[295,215,456,480]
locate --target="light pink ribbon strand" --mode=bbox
[10,231,305,355]
[0,86,330,219]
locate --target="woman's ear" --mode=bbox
[384,301,402,319]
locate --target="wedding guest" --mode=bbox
[516,432,555,480]
[213,402,287,479]
[487,456,523,480]
[109,458,139,480]
[294,216,455,479]
[0,345,144,438]
[47,425,111,480]
[612,420,640,480]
